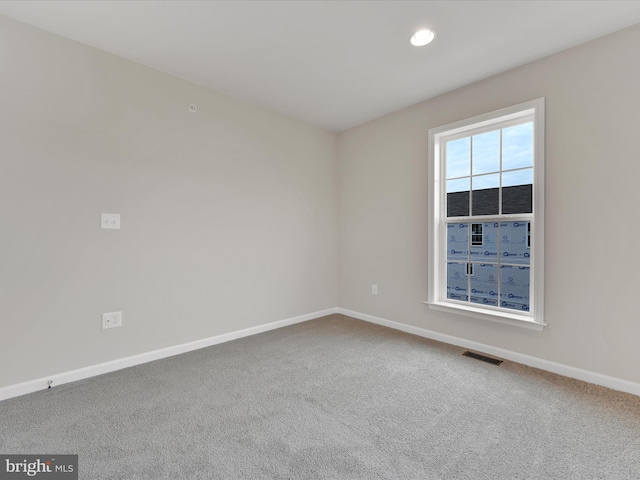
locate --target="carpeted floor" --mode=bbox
[1,314,639,479]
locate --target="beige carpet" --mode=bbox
[1,314,639,479]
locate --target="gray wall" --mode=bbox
[338,23,640,384]
[0,16,338,388]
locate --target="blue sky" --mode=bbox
[446,122,533,193]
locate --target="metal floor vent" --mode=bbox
[462,351,503,366]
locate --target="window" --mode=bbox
[471,223,483,246]
[427,99,545,330]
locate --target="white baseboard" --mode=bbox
[337,308,640,397]
[0,307,337,402]
[5,306,638,401]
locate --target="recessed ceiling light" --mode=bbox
[410,29,435,47]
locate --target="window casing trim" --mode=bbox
[427,98,545,329]
[423,300,546,331]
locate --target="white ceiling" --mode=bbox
[1,1,640,132]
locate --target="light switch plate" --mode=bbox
[101,213,120,229]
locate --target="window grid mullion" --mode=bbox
[469,136,473,217]
[499,127,503,216]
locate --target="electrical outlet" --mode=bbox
[101,213,121,229]
[102,311,122,329]
[372,284,378,295]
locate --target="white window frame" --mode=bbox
[426,98,545,331]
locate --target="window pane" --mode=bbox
[447,177,470,192]
[470,222,499,263]
[473,173,500,190]
[446,137,470,178]
[499,221,530,265]
[502,168,532,187]
[471,173,499,216]
[446,178,469,217]
[447,223,468,261]
[502,169,532,214]
[470,263,499,306]
[502,122,533,171]
[472,130,500,175]
[500,265,530,312]
[447,262,468,301]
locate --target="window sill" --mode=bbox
[423,301,545,331]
